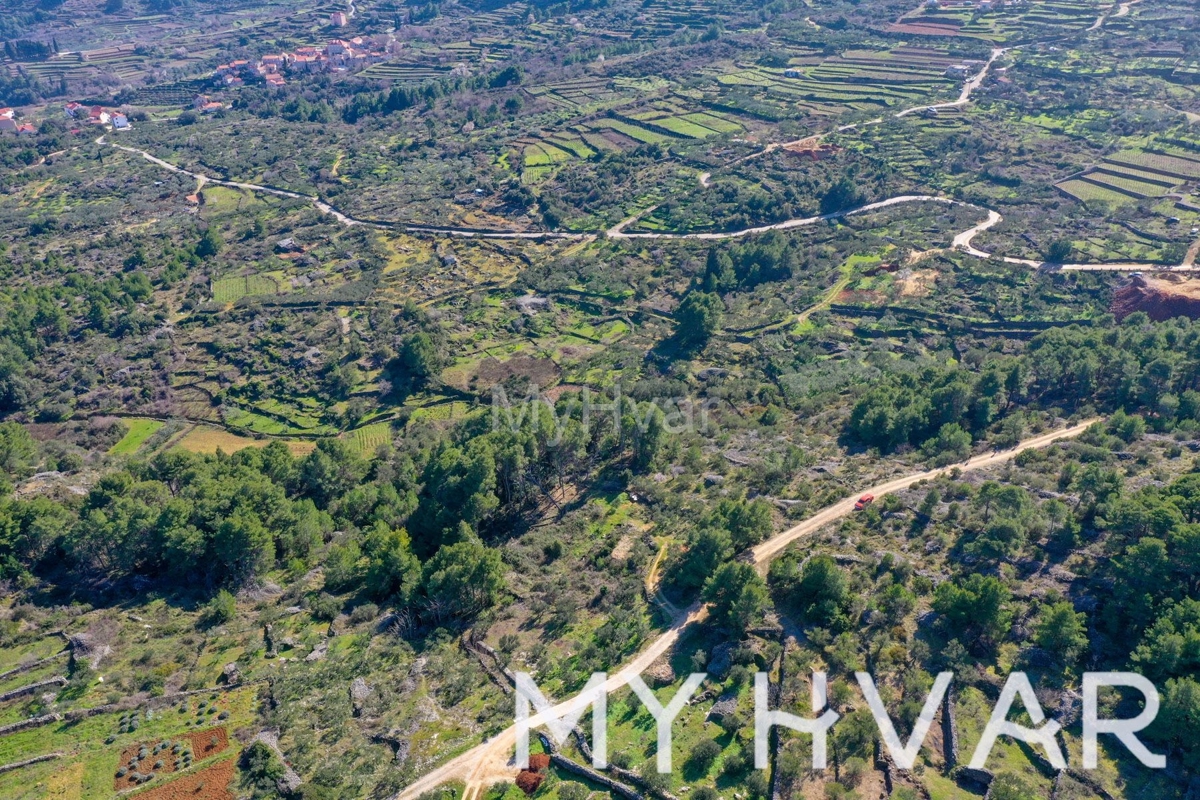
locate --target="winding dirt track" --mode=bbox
[101,36,1192,273]
[99,137,1198,270]
[83,7,1142,798]
[391,418,1098,800]
[94,0,1161,264]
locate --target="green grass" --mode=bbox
[524,143,572,167]
[0,684,258,800]
[597,119,673,145]
[1081,172,1166,198]
[1105,150,1200,180]
[649,116,718,138]
[211,273,287,304]
[348,422,394,457]
[108,419,164,456]
[1056,179,1135,206]
[682,112,742,134]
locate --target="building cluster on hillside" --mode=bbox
[213,35,400,88]
[945,60,985,79]
[63,102,129,130]
[0,107,36,135]
[924,0,1029,9]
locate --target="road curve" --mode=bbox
[104,134,1192,271]
[897,47,1005,118]
[391,417,1100,800]
[751,417,1097,566]
[92,8,1180,274]
[101,136,589,240]
[609,194,962,241]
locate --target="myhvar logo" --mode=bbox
[514,670,1165,772]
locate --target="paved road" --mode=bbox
[391,418,1099,800]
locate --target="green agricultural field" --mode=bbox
[108,419,165,455]
[548,136,597,159]
[210,272,288,304]
[348,421,394,456]
[1105,150,1200,180]
[681,112,743,134]
[594,119,672,144]
[0,674,259,800]
[1080,172,1167,199]
[647,116,718,138]
[4,1,1200,800]
[1056,179,1136,206]
[524,143,573,167]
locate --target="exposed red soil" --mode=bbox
[113,727,229,790]
[189,727,230,759]
[837,289,889,305]
[1112,274,1200,321]
[516,770,545,795]
[134,758,236,800]
[783,142,843,161]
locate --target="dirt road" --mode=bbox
[896,47,1006,117]
[392,417,1099,800]
[751,418,1097,566]
[608,194,963,241]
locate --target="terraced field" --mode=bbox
[1057,148,1200,204]
[175,426,315,456]
[109,419,165,455]
[891,0,1107,41]
[711,46,960,118]
[347,421,394,457]
[211,273,289,304]
[515,101,747,183]
[1056,178,1136,205]
[1104,149,1200,180]
[1081,170,1175,199]
[357,63,451,82]
[524,77,632,111]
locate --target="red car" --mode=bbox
[854,493,875,511]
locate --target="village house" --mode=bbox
[16,122,36,135]
[330,11,349,26]
[291,54,322,72]
[192,95,224,113]
[63,101,83,119]
[946,60,983,79]
[87,106,110,125]
[260,54,287,73]
[111,113,130,130]
[0,109,20,134]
